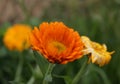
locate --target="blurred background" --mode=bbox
[0,0,120,84]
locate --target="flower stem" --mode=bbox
[14,53,24,83]
[71,58,88,84]
[42,63,55,84]
[91,65,111,84]
[27,76,35,84]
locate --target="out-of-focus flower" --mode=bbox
[30,22,84,64]
[81,36,114,66]
[3,24,32,52]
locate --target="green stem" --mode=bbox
[91,65,111,84]
[71,58,88,84]
[27,76,35,84]
[14,53,24,83]
[42,63,55,84]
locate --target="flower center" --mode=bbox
[47,41,66,53]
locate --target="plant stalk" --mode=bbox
[14,53,24,83]
[71,58,88,84]
[42,63,55,84]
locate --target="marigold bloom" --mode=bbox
[30,22,84,64]
[3,24,32,51]
[81,36,114,66]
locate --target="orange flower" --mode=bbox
[30,22,84,64]
[81,36,114,66]
[3,24,32,51]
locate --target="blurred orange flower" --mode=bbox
[81,36,114,66]
[30,22,84,64]
[3,24,32,52]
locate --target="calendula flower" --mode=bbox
[81,36,114,66]
[30,22,84,64]
[3,24,32,51]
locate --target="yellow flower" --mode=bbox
[81,36,114,66]
[3,24,32,52]
[30,22,84,64]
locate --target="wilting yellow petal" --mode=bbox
[81,36,114,66]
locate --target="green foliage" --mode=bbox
[0,0,119,84]
[33,51,49,76]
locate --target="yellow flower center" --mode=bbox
[47,41,66,54]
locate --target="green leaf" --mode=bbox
[44,74,52,82]
[53,74,72,84]
[33,51,49,76]
[42,63,55,83]
[90,65,111,84]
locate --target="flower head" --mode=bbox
[30,22,84,64]
[3,24,32,51]
[81,36,114,66]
